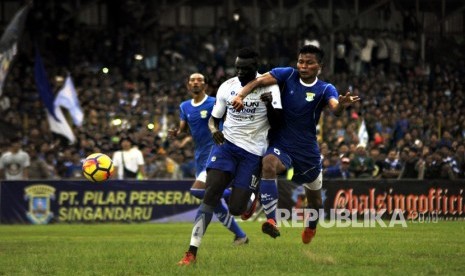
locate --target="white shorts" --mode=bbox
[302,172,323,191]
[196,170,207,183]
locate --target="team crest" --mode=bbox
[200,110,208,119]
[24,185,56,224]
[305,92,315,102]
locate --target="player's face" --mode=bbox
[296,53,321,82]
[187,73,206,95]
[235,57,257,86]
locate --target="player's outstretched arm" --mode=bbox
[329,91,360,117]
[231,72,278,111]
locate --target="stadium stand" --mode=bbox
[0,1,463,180]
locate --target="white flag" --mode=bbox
[36,48,76,144]
[46,106,76,144]
[55,76,84,126]
[358,119,369,147]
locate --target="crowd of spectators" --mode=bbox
[0,7,464,180]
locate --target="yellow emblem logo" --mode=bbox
[200,110,208,119]
[306,92,315,102]
[24,185,56,224]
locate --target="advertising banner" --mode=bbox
[0,180,201,224]
[323,180,465,221]
[1,180,464,224]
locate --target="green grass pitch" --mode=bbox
[1,221,464,275]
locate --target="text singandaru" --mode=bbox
[57,190,201,222]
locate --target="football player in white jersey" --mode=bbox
[169,73,248,246]
[178,47,281,266]
[231,45,360,243]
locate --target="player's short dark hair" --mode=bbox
[299,44,324,63]
[237,47,259,60]
[188,72,209,85]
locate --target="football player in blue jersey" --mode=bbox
[169,73,248,247]
[231,45,360,243]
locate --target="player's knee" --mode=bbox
[203,185,223,206]
[262,155,278,177]
[228,188,251,215]
[228,202,246,216]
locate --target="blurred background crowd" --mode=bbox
[0,0,464,180]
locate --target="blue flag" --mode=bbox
[34,48,59,121]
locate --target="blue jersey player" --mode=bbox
[231,45,360,243]
[169,73,248,252]
[171,73,217,181]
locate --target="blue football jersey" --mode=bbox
[179,95,216,173]
[270,67,339,169]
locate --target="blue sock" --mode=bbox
[190,188,205,199]
[214,199,246,238]
[222,189,231,200]
[260,179,278,221]
[190,203,214,248]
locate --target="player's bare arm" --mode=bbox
[208,116,224,145]
[168,121,187,138]
[329,91,360,117]
[231,73,278,111]
[260,92,283,130]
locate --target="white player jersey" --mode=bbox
[212,75,282,156]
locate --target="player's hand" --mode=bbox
[260,92,273,105]
[338,92,360,107]
[211,130,225,145]
[231,95,244,111]
[167,128,178,138]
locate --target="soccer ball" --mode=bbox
[82,153,115,182]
